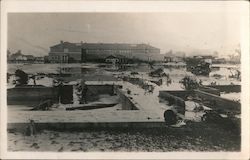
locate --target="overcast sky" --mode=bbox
[8,12,241,56]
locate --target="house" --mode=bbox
[212,58,226,64]
[105,55,120,64]
[7,49,47,64]
[228,54,240,64]
[25,55,35,62]
[105,54,129,64]
[164,51,184,63]
[48,41,161,63]
[164,56,172,63]
[15,54,27,61]
[8,50,27,63]
[34,57,45,63]
[193,55,214,65]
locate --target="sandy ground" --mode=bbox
[220,92,241,102]
[8,122,240,152]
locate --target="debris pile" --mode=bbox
[186,58,211,76]
[149,68,167,77]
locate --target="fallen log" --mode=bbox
[66,103,118,110]
[30,99,53,111]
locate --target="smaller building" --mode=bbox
[15,54,28,61]
[7,50,42,64]
[193,55,213,65]
[105,55,120,64]
[164,53,183,63]
[34,57,45,63]
[25,55,35,63]
[8,51,27,63]
[105,55,129,65]
[212,58,226,64]
[164,56,172,63]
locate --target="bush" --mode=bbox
[15,69,28,86]
[179,76,200,90]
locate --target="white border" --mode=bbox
[1,0,249,159]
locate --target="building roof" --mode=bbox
[50,42,75,50]
[10,52,22,58]
[105,55,118,59]
[25,55,34,58]
[51,41,159,50]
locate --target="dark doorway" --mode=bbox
[59,85,73,104]
[81,49,87,63]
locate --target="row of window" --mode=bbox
[87,49,132,54]
[52,48,158,54]
[51,55,68,61]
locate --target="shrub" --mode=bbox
[179,76,200,90]
[15,69,28,86]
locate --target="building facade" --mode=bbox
[48,41,161,63]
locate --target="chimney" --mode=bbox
[60,40,64,49]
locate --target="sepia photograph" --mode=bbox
[1,0,249,159]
